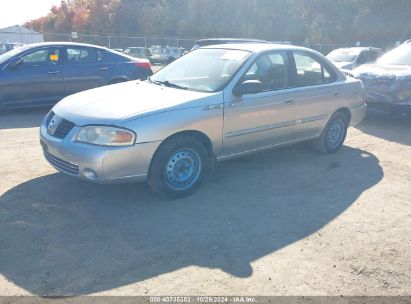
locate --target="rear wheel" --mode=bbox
[148,136,209,198]
[313,112,348,154]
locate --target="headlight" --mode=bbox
[76,126,135,146]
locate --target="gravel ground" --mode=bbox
[0,108,410,296]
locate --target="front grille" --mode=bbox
[46,111,76,139]
[53,119,75,139]
[45,111,54,126]
[44,150,79,175]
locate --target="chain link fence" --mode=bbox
[0,31,197,51]
[0,30,402,55]
[42,32,197,51]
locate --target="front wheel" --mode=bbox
[148,136,209,198]
[313,112,348,154]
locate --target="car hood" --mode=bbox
[53,81,220,126]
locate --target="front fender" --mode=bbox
[121,105,224,155]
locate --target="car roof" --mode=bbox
[201,43,313,53]
[17,41,109,50]
[7,42,144,61]
[195,38,270,45]
[331,47,382,52]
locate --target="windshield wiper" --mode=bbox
[151,79,188,90]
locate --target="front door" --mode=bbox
[223,51,297,155]
[0,47,65,107]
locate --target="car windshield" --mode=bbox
[377,46,411,65]
[327,49,360,62]
[0,45,30,64]
[149,48,250,92]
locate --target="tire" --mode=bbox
[390,105,408,117]
[313,112,348,154]
[148,135,209,198]
[166,57,175,64]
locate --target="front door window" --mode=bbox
[22,48,60,67]
[241,52,289,92]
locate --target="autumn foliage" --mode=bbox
[24,0,411,46]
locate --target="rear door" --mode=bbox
[291,51,343,139]
[63,46,108,95]
[223,51,297,155]
[0,46,65,107]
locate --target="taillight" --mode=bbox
[135,61,152,70]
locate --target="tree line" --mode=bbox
[24,0,411,48]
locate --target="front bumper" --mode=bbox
[40,122,161,183]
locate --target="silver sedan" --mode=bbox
[40,43,366,197]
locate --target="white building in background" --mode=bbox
[0,25,44,44]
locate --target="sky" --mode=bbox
[0,0,61,29]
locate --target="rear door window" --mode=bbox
[66,47,98,64]
[96,50,104,61]
[292,52,336,87]
[368,50,381,62]
[357,51,371,64]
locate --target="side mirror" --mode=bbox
[233,80,263,96]
[7,57,24,70]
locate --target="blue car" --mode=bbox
[0,42,153,109]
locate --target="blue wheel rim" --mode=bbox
[164,148,202,191]
[326,118,345,149]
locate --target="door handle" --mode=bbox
[203,104,223,111]
[100,67,109,70]
[284,99,294,104]
[333,92,340,96]
[48,71,60,75]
